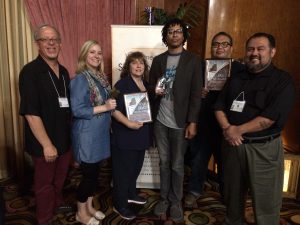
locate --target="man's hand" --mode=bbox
[43,144,58,162]
[223,125,244,146]
[25,115,58,162]
[185,123,197,139]
[201,88,209,98]
[155,88,165,96]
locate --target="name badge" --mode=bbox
[230,100,245,112]
[58,97,69,108]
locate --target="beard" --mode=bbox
[246,55,271,73]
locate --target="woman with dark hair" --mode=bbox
[70,40,116,225]
[111,51,151,220]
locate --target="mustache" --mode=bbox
[249,55,261,60]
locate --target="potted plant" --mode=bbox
[141,1,201,28]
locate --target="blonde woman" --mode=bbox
[70,40,116,225]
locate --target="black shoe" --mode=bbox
[113,207,136,220]
[170,203,184,223]
[154,200,169,216]
[128,196,147,204]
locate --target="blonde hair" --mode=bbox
[76,40,105,74]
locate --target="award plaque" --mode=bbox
[124,92,152,123]
[205,59,232,90]
[155,76,167,93]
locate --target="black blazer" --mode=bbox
[149,49,202,128]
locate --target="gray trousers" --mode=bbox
[222,137,283,225]
[154,120,188,204]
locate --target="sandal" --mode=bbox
[75,213,99,225]
[93,210,105,220]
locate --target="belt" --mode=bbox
[242,133,280,144]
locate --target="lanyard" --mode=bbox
[48,71,67,98]
[234,91,245,101]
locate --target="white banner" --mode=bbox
[136,147,160,189]
[111,25,167,85]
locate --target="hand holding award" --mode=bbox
[155,76,167,95]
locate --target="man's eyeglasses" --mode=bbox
[167,29,183,36]
[211,41,232,48]
[37,38,61,44]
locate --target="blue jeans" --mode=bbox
[154,120,188,204]
[188,120,223,195]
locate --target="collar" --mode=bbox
[36,55,62,73]
[167,51,182,56]
[163,48,186,56]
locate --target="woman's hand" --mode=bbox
[126,121,144,130]
[105,98,117,111]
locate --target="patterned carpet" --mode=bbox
[2,160,300,225]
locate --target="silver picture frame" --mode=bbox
[124,92,152,123]
[205,58,232,91]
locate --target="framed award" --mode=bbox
[124,92,152,123]
[205,59,232,91]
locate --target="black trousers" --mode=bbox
[111,146,145,209]
[77,161,100,202]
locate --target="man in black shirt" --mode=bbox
[215,33,296,225]
[19,25,72,225]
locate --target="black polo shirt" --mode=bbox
[214,63,296,137]
[19,55,71,156]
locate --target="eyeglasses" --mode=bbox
[37,38,61,44]
[167,29,183,36]
[211,41,232,48]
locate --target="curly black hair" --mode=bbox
[161,18,188,46]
